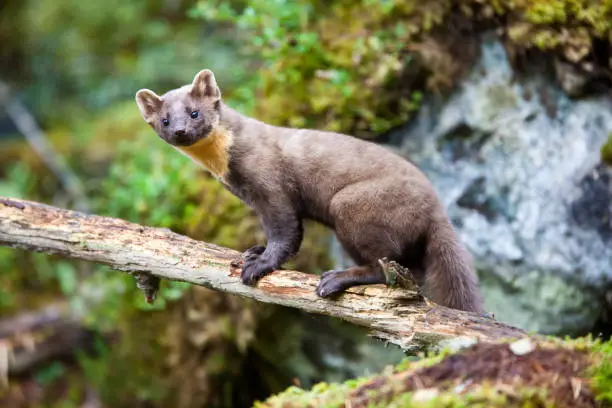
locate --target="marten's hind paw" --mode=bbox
[315,270,347,298]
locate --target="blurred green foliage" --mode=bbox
[187,0,612,138]
[0,0,256,127]
[190,0,436,136]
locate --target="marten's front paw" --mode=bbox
[231,245,266,267]
[240,258,275,285]
[316,270,346,298]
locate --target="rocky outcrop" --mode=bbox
[376,34,612,335]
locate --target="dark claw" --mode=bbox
[315,270,345,298]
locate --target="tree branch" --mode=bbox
[0,197,526,351]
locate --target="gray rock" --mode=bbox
[377,34,612,335]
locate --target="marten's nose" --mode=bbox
[174,129,186,137]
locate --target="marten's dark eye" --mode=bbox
[190,111,199,119]
[162,118,170,127]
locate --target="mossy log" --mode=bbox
[0,196,526,351]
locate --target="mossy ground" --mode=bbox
[256,335,612,408]
[602,134,612,165]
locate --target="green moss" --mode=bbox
[254,377,374,408]
[258,336,612,407]
[377,383,551,408]
[584,337,612,404]
[601,133,612,165]
[192,0,455,138]
[537,335,612,404]
[191,0,612,138]
[257,344,458,407]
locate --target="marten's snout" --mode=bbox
[170,128,194,146]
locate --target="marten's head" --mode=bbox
[135,69,221,147]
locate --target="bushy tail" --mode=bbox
[423,217,484,313]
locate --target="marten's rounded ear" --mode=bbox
[135,89,163,119]
[190,69,221,100]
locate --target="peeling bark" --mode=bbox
[0,197,526,351]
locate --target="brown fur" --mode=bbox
[135,69,485,313]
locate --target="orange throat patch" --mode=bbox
[175,127,233,180]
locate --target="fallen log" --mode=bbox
[0,303,94,377]
[0,196,526,351]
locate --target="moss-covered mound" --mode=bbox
[256,336,612,407]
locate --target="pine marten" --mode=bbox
[135,69,485,313]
